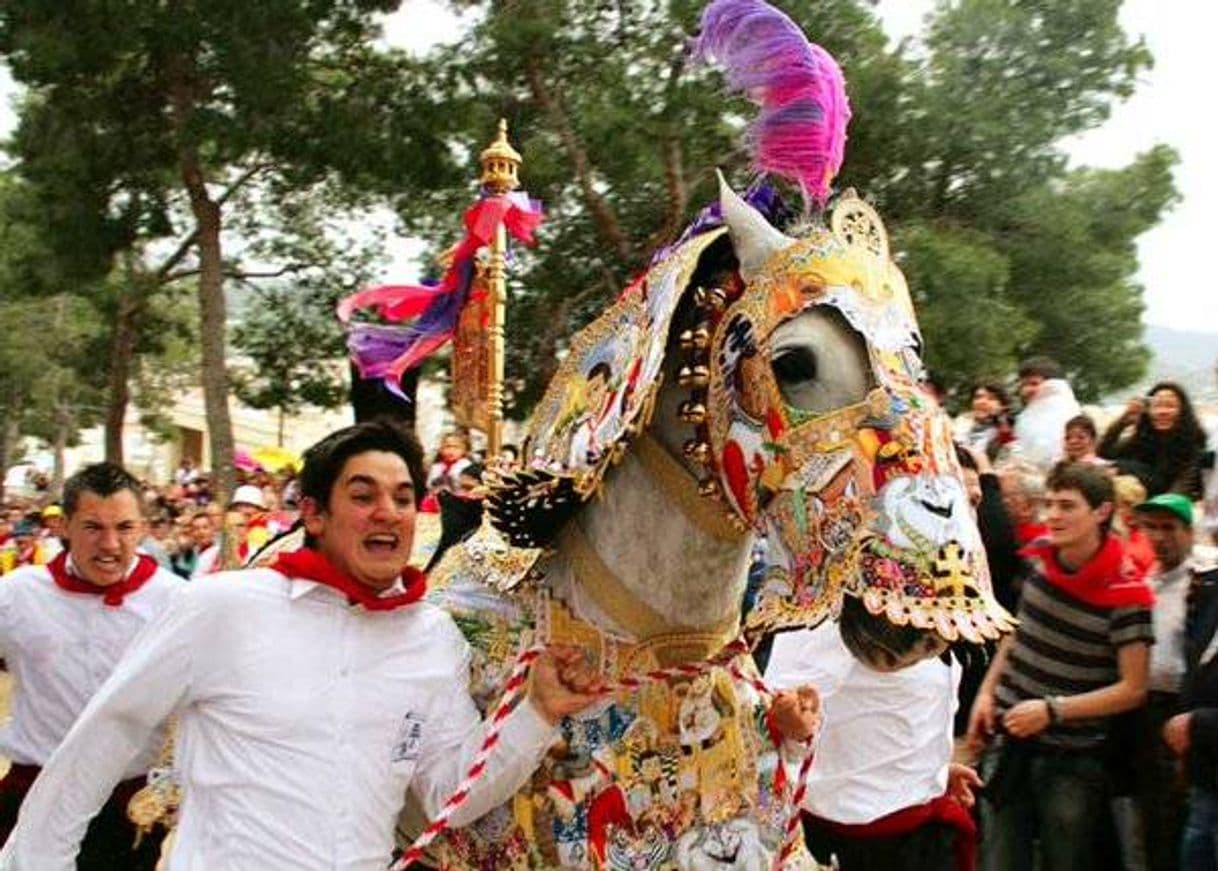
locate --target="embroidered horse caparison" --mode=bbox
[410,1,1012,866]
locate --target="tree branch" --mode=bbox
[153,161,272,283]
[161,262,312,284]
[524,59,634,265]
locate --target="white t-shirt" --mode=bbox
[0,558,182,774]
[765,621,960,824]
[1,567,556,871]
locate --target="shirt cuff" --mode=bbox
[497,697,561,759]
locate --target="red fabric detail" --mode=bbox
[765,406,786,440]
[587,786,630,864]
[1020,534,1154,609]
[1014,522,1048,546]
[764,708,788,794]
[721,440,751,521]
[270,548,427,612]
[805,792,978,871]
[1124,527,1156,576]
[46,552,158,608]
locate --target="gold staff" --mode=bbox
[477,119,522,457]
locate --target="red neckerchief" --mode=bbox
[270,547,426,611]
[1015,522,1048,546]
[1020,534,1154,609]
[47,551,159,607]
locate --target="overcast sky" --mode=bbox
[2,0,1214,333]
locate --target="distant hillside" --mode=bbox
[1137,324,1217,403]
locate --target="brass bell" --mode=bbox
[706,287,729,313]
[677,365,694,388]
[683,439,712,465]
[698,477,721,499]
[691,325,711,349]
[688,364,710,389]
[679,401,707,424]
[677,329,694,351]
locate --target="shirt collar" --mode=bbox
[285,575,408,602]
[65,553,141,582]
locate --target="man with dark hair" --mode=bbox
[1,423,604,869]
[968,461,1154,871]
[171,510,217,579]
[1133,494,1209,870]
[0,462,181,868]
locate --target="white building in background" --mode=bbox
[31,378,453,486]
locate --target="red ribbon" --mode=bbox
[270,547,426,612]
[46,552,158,607]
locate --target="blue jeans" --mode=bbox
[1181,787,1218,871]
[981,741,1109,871]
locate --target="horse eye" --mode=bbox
[772,347,818,385]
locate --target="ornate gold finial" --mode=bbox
[480,118,522,196]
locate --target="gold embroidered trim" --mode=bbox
[632,434,747,543]
[560,520,740,646]
[545,597,740,674]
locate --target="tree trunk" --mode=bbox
[169,61,236,504]
[104,287,142,465]
[524,60,634,266]
[185,163,236,503]
[0,413,17,503]
[50,405,71,498]
[277,406,285,447]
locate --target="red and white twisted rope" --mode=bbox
[391,636,814,869]
[725,658,818,868]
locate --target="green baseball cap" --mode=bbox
[1134,493,1194,527]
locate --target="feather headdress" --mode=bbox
[693,0,851,207]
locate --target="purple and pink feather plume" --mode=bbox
[693,0,851,206]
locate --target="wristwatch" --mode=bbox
[1044,695,1065,725]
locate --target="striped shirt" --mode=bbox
[995,573,1153,749]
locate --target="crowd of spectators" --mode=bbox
[944,360,1217,871]
[0,429,523,581]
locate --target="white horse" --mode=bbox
[417,174,1010,869]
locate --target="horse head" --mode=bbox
[484,0,1012,648]
[702,176,1013,643]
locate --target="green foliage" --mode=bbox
[231,285,349,418]
[897,221,1036,389]
[397,0,1174,413]
[0,0,451,477]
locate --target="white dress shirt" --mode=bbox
[765,621,960,824]
[1,567,557,870]
[0,558,182,775]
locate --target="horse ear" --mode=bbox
[717,169,793,280]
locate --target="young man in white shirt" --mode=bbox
[0,422,603,870]
[0,463,183,869]
[766,597,981,870]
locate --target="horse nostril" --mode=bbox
[919,499,953,519]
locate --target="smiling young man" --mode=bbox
[0,422,603,870]
[0,463,182,868]
[967,461,1154,871]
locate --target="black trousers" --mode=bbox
[0,763,165,870]
[803,812,958,871]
